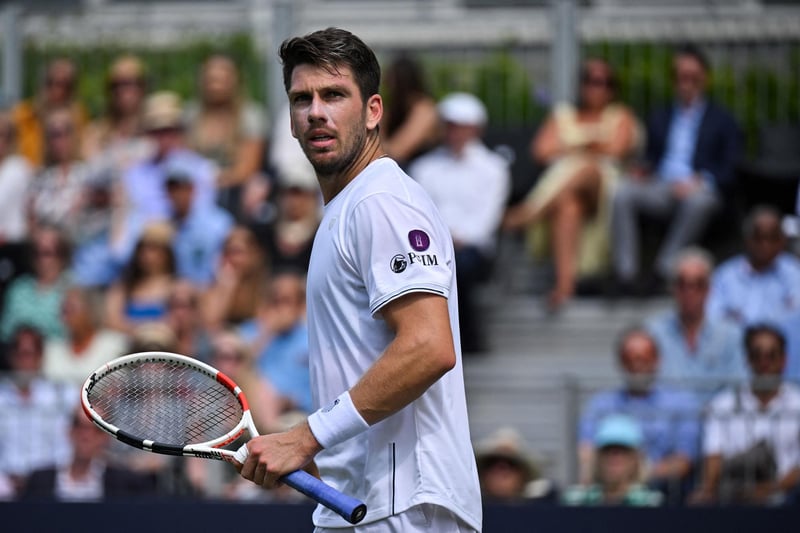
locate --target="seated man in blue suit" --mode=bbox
[612,44,741,291]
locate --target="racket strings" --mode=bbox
[87,360,243,445]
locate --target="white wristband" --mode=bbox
[307,391,370,449]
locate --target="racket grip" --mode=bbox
[233,443,366,524]
[283,469,367,525]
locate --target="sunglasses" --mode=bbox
[581,74,613,89]
[674,277,709,291]
[35,247,60,258]
[47,127,73,139]
[45,77,73,88]
[109,78,143,91]
[748,348,783,362]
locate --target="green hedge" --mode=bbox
[20,35,800,156]
[22,33,264,117]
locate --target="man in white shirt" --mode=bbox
[409,93,510,353]
[692,324,800,504]
[0,326,74,496]
[237,28,482,531]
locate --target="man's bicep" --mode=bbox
[380,291,453,341]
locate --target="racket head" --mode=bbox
[81,351,254,459]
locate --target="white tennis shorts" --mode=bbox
[313,503,479,533]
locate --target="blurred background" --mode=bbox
[0,0,800,531]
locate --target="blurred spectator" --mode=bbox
[164,155,234,286]
[11,57,88,169]
[211,330,280,433]
[475,427,553,503]
[646,247,746,387]
[27,107,90,234]
[43,286,128,387]
[70,166,127,289]
[165,280,213,363]
[409,92,510,352]
[564,415,663,506]
[707,205,800,327]
[611,44,741,292]
[0,326,74,497]
[122,91,216,228]
[259,172,320,274]
[380,54,441,167]
[20,406,155,501]
[185,54,267,218]
[578,327,700,498]
[503,59,640,310]
[82,54,152,166]
[104,222,177,334]
[108,322,184,494]
[0,225,71,341]
[0,110,34,299]
[691,324,800,505]
[239,270,311,414]
[202,225,269,332]
[184,329,283,498]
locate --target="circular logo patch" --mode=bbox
[390,254,408,273]
[408,230,430,252]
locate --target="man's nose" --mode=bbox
[307,95,326,122]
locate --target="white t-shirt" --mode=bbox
[409,140,510,254]
[44,329,129,387]
[0,155,32,242]
[703,382,800,478]
[306,157,481,529]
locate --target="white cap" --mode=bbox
[438,92,488,126]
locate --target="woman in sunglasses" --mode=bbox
[503,58,641,312]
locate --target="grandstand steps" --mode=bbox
[462,240,671,486]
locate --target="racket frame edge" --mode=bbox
[81,351,256,461]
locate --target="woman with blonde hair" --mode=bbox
[185,54,267,218]
[82,54,151,166]
[503,59,641,311]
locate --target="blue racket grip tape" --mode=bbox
[282,469,367,524]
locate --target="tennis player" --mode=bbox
[237,27,482,531]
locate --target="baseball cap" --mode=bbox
[438,92,488,127]
[143,91,183,131]
[593,414,643,449]
[163,152,198,186]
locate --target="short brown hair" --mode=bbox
[279,27,381,103]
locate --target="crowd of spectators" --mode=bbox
[0,41,799,509]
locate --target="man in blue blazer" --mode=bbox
[612,44,742,291]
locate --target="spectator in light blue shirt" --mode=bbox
[238,270,311,413]
[163,154,233,287]
[647,247,746,392]
[611,44,741,289]
[707,205,800,327]
[578,326,701,498]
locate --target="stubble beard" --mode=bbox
[303,115,368,181]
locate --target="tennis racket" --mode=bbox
[81,351,366,524]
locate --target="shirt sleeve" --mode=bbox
[702,395,727,457]
[345,192,453,316]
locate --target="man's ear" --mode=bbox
[365,94,383,132]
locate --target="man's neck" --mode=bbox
[319,134,385,204]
